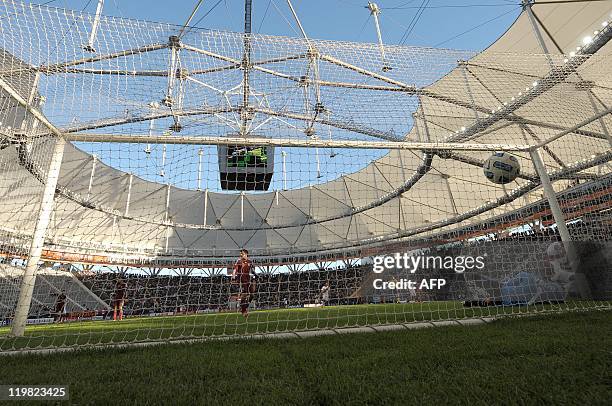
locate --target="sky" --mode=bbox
[27,0,523,51]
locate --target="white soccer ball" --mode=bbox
[483,152,520,184]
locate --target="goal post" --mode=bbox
[0,70,68,338]
[61,132,531,152]
[9,137,65,337]
[529,147,592,300]
[0,138,608,349]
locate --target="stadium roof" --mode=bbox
[0,0,610,265]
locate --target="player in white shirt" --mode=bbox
[320,281,330,306]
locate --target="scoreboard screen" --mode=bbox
[226,146,268,168]
[218,142,274,191]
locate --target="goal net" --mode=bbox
[0,0,610,352]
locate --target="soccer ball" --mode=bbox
[483,152,520,184]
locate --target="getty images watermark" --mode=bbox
[372,252,486,290]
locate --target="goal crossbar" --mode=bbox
[62,133,531,151]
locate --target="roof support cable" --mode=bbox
[367,2,391,72]
[83,0,104,52]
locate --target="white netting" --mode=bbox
[0,0,610,351]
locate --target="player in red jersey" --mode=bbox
[232,249,257,318]
[53,291,67,323]
[113,279,127,321]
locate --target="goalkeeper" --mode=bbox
[232,249,258,317]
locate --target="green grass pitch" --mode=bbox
[0,310,610,405]
[0,301,603,350]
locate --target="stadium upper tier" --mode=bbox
[0,0,610,264]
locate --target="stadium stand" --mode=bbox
[80,265,369,315]
[0,264,109,322]
[75,214,611,317]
